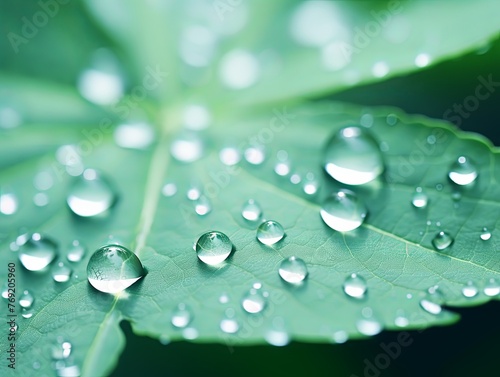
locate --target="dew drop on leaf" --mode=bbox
[265,317,289,346]
[432,231,453,251]
[194,195,212,216]
[448,156,478,185]
[161,182,177,197]
[219,147,241,166]
[0,191,18,216]
[21,307,34,319]
[86,244,145,294]
[241,199,262,222]
[483,278,500,297]
[256,220,285,245]
[320,189,367,232]
[51,337,72,360]
[343,273,367,299]
[170,132,204,162]
[19,290,34,309]
[33,192,49,207]
[67,240,86,263]
[113,122,155,150]
[278,256,308,284]
[462,281,478,298]
[195,231,232,265]
[356,308,382,336]
[411,187,428,208]
[241,287,267,314]
[244,145,266,165]
[18,233,58,271]
[480,227,491,241]
[51,262,72,283]
[394,309,410,327]
[419,286,443,315]
[219,49,260,89]
[171,303,192,329]
[67,169,117,218]
[220,308,239,334]
[332,330,348,344]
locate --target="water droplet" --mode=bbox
[219,293,229,304]
[67,240,86,263]
[195,231,233,265]
[170,132,203,163]
[372,61,389,78]
[274,161,290,176]
[182,327,199,340]
[415,53,431,67]
[412,187,428,208]
[343,273,367,299]
[432,231,453,251]
[356,308,382,336]
[171,303,192,328]
[194,195,212,216]
[186,186,201,201]
[56,145,84,176]
[278,256,308,284]
[332,330,348,343]
[219,147,241,166]
[419,286,443,315]
[51,337,72,360]
[265,317,289,346]
[114,122,155,150]
[462,281,478,298]
[161,182,177,197]
[256,220,285,245]
[33,192,49,207]
[219,49,260,89]
[290,173,301,185]
[19,290,34,309]
[241,287,266,314]
[52,262,72,283]
[19,233,58,271]
[320,189,367,232]
[448,156,478,185]
[220,308,239,334]
[435,183,443,191]
[386,114,398,126]
[484,278,500,297]
[0,191,18,215]
[303,173,319,195]
[67,169,116,217]
[244,145,265,165]
[182,104,211,130]
[22,308,34,319]
[241,199,262,222]
[324,126,383,185]
[480,227,491,241]
[86,244,144,294]
[55,362,80,377]
[394,310,409,327]
[34,171,54,191]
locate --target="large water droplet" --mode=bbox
[323,126,384,185]
[480,227,491,241]
[419,286,443,315]
[448,156,478,185]
[0,191,18,216]
[320,189,367,232]
[195,231,232,265]
[51,337,72,360]
[86,244,145,294]
[241,199,262,222]
[19,233,58,271]
[256,220,285,245]
[278,256,308,284]
[194,195,212,216]
[51,262,72,283]
[343,273,367,299]
[432,231,453,251]
[67,169,116,217]
[113,122,155,150]
[171,303,192,328]
[67,240,86,263]
[241,287,267,314]
[19,290,34,308]
[462,281,478,298]
[412,187,428,208]
[484,278,500,297]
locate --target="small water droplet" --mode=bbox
[448,156,478,185]
[462,281,478,298]
[34,171,54,191]
[51,338,72,360]
[278,256,308,284]
[19,233,58,271]
[33,192,49,207]
[219,147,241,166]
[114,122,155,150]
[256,220,285,245]
[0,191,18,215]
[323,126,384,185]
[289,173,301,185]
[412,187,428,208]
[356,308,382,336]
[186,186,201,201]
[194,195,212,216]
[484,278,500,297]
[195,231,232,265]
[415,53,431,67]
[451,192,462,202]
[171,303,192,328]
[52,262,72,283]
[320,189,367,232]
[244,145,266,165]
[219,49,260,89]
[219,293,229,304]
[170,132,203,162]
[343,273,367,299]
[67,240,86,263]
[19,290,34,308]
[241,287,267,314]
[274,161,290,176]
[480,227,491,241]
[67,169,116,217]
[161,183,177,197]
[22,307,34,319]
[432,231,453,251]
[86,244,144,294]
[303,173,319,195]
[220,308,239,334]
[265,317,289,346]
[394,310,409,327]
[332,330,348,343]
[241,199,262,222]
[419,286,443,315]
[372,61,389,78]
[182,327,199,340]
[55,362,80,377]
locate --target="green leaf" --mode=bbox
[84,0,500,105]
[1,88,499,376]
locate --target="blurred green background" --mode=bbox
[2,1,500,376]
